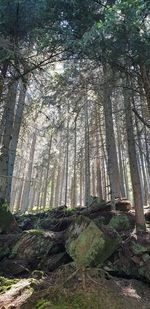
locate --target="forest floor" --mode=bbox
[0,199,150,308]
[0,265,150,309]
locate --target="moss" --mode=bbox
[131,242,150,255]
[108,214,130,231]
[0,277,18,294]
[66,220,121,268]
[0,203,14,233]
[26,229,45,236]
[34,288,126,309]
[34,299,51,309]
[11,229,55,266]
[32,270,45,279]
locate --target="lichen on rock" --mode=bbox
[65,216,121,268]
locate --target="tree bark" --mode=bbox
[123,77,146,231]
[102,65,121,208]
[6,79,27,202]
[0,80,18,203]
[84,94,91,206]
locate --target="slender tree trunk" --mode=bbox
[0,61,9,142]
[123,77,146,231]
[36,167,43,212]
[49,163,56,209]
[59,155,66,206]
[64,107,69,206]
[98,113,107,200]
[72,117,77,207]
[21,132,37,213]
[80,148,83,206]
[95,106,103,198]
[84,95,91,206]
[102,65,121,209]
[43,135,53,208]
[115,121,126,197]
[6,79,27,202]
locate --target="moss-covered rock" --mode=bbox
[108,214,135,232]
[131,241,150,255]
[0,234,20,261]
[65,216,121,268]
[9,229,67,272]
[0,203,19,233]
[103,234,150,284]
[11,230,57,268]
[88,196,106,208]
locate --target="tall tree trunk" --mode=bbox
[21,132,37,213]
[43,136,52,208]
[80,148,83,206]
[0,80,18,203]
[72,117,77,207]
[6,79,27,202]
[102,65,121,208]
[140,64,150,115]
[49,162,56,209]
[95,105,103,198]
[64,108,69,206]
[84,95,91,206]
[123,77,146,232]
[0,61,9,142]
[98,112,107,200]
[59,155,66,206]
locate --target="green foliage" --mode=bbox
[79,0,150,70]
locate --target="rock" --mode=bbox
[0,278,37,309]
[38,217,58,230]
[0,234,20,261]
[87,196,106,207]
[104,234,150,283]
[65,216,121,268]
[0,259,29,276]
[43,252,71,271]
[108,213,135,232]
[15,214,38,230]
[115,199,132,212]
[0,204,20,234]
[10,229,65,271]
[31,270,45,279]
[145,210,150,222]
[20,218,33,230]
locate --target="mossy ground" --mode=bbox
[34,288,126,309]
[1,266,149,309]
[20,266,148,309]
[0,277,18,293]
